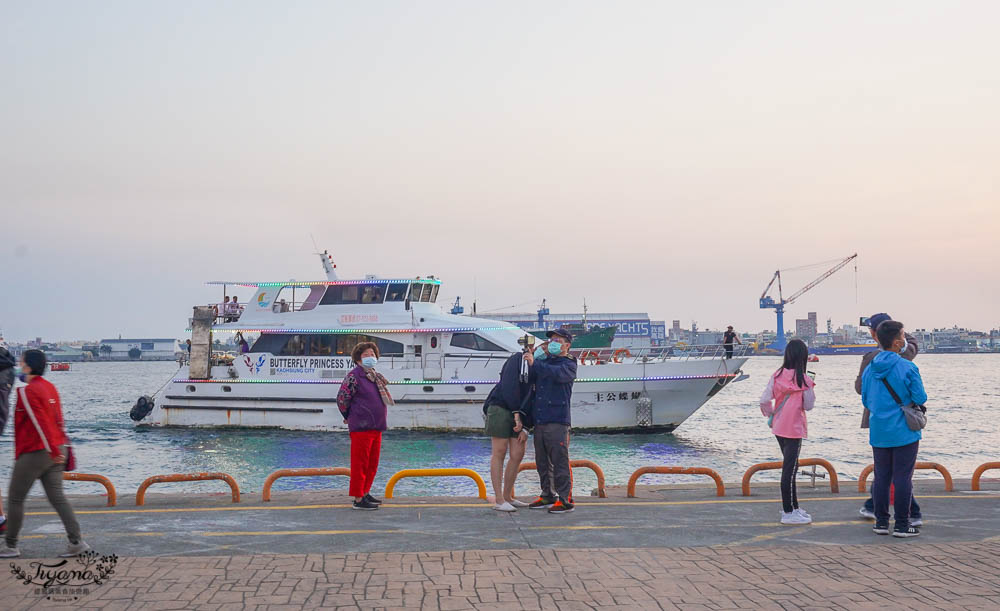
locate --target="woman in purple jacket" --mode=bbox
[336,342,393,510]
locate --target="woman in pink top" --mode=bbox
[760,339,816,525]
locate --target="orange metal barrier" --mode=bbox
[742,458,840,496]
[972,462,1000,491]
[384,468,487,500]
[857,461,954,492]
[516,460,607,498]
[63,472,117,507]
[627,466,725,498]
[261,467,351,502]
[136,472,240,506]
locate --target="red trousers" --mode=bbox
[349,430,382,498]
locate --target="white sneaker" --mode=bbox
[0,545,21,558]
[780,511,812,525]
[910,517,923,527]
[507,499,530,508]
[794,508,812,520]
[859,506,876,520]
[493,502,516,512]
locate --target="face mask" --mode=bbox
[547,341,563,356]
[361,356,378,369]
[898,337,908,354]
[533,347,546,360]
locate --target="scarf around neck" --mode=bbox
[363,367,394,407]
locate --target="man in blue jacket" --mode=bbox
[861,320,926,538]
[524,328,578,514]
[855,312,922,523]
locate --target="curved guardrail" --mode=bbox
[384,468,487,500]
[857,461,953,492]
[261,467,351,502]
[63,472,117,507]
[972,462,1000,491]
[627,466,725,498]
[742,458,840,496]
[136,472,241,506]
[516,460,607,498]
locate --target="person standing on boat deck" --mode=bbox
[217,296,230,323]
[0,340,14,535]
[723,326,742,359]
[855,312,922,525]
[483,346,532,512]
[336,342,393,511]
[760,339,816,525]
[861,320,925,538]
[524,328,578,514]
[0,350,90,559]
[227,296,240,322]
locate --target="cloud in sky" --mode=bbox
[2,1,998,341]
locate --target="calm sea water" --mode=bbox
[1,355,996,498]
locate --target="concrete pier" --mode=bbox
[3,479,998,609]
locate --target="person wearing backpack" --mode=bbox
[0,349,90,558]
[759,339,816,525]
[861,320,926,538]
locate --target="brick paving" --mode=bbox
[4,541,1000,610]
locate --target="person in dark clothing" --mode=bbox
[336,342,393,511]
[855,312,922,524]
[723,326,741,359]
[0,342,14,534]
[483,349,532,511]
[523,328,578,514]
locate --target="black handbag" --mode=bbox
[881,378,927,431]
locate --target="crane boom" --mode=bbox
[785,253,858,304]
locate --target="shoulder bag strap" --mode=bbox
[881,378,904,406]
[17,386,52,454]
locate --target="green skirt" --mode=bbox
[484,404,517,438]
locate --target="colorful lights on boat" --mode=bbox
[173,373,737,385]
[199,326,519,334]
[206,278,442,288]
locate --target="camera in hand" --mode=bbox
[516,334,536,351]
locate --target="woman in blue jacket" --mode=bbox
[861,321,926,538]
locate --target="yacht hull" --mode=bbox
[143,357,747,433]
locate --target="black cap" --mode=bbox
[546,328,573,342]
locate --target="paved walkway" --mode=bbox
[2,481,999,609]
[4,542,1000,610]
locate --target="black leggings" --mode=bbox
[776,436,802,513]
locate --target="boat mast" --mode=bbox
[319,250,338,281]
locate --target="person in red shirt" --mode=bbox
[0,350,90,558]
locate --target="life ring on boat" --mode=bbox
[612,348,632,363]
[579,351,600,365]
[130,395,155,422]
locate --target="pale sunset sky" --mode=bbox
[2,1,998,341]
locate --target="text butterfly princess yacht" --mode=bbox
[135,253,748,432]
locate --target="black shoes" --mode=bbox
[893,524,920,538]
[352,498,379,511]
[364,494,383,505]
[873,520,890,535]
[528,496,556,509]
[547,499,575,514]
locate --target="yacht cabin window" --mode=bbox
[360,284,387,304]
[320,285,360,305]
[385,283,408,301]
[449,333,506,352]
[249,333,404,356]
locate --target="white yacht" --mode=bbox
[134,253,748,432]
